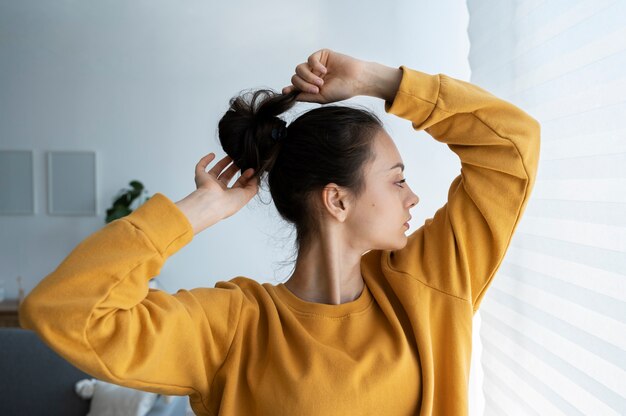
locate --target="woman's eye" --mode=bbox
[396,178,407,188]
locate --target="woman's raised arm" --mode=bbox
[384,67,541,314]
[19,153,256,410]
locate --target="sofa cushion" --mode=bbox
[0,328,91,416]
[76,378,158,416]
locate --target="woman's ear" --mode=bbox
[321,183,350,223]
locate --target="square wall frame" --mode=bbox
[47,151,97,216]
[0,150,35,215]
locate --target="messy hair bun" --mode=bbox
[218,89,298,179]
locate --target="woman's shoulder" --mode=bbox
[219,275,272,290]
[215,276,278,305]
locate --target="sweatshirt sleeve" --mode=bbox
[384,66,540,313]
[18,193,244,399]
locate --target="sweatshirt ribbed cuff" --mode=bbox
[384,66,440,124]
[122,192,194,259]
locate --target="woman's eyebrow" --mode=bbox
[388,162,405,172]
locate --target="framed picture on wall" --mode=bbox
[47,151,97,216]
[0,150,35,215]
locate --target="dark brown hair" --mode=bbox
[218,88,382,254]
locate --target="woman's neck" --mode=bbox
[283,233,365,305]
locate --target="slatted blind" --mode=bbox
[466,0,626,414]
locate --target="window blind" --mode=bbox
[467,0,626,414]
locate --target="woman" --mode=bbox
[20,49,540,415]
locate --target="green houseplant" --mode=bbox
[105,180,151,224]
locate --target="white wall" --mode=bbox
[0,0,470,293]
[0,0,481,412]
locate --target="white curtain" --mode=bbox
[467,0,626,414]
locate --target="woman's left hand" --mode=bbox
[282,48,403,103]
[281,48,367,104]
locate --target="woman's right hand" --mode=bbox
[175,153,258,234]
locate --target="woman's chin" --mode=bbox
[392,234,409,250]
[371,232,409,252]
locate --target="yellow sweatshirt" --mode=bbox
[19,66,540,416]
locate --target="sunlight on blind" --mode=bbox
[467,0,626,414]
